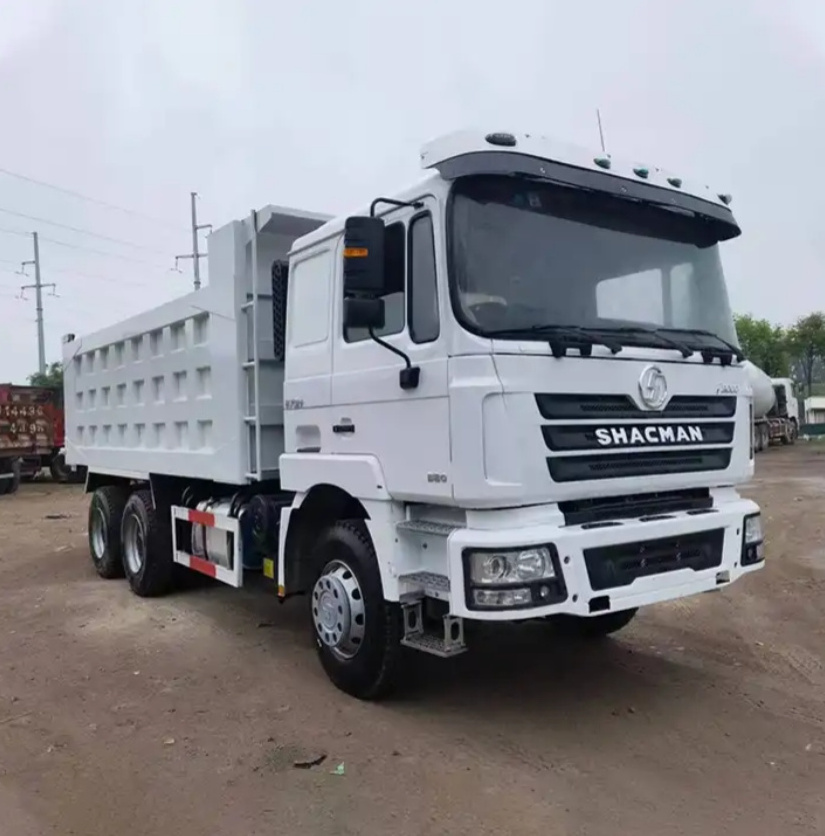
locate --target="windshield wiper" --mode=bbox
[596,326,695,359]
[486,325,623,358]
[657,328,744,365]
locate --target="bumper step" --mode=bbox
[398,571,451,602]
[400,601,466,658]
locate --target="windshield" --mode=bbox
[447,175,740,350]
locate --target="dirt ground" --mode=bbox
[0,449,823,836]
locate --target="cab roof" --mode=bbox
[264,129,737,254]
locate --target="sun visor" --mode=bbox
[420,131,740,242]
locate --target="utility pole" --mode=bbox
[175,192,212,290]
[19,232,56,375]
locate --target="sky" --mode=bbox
[0,0,823,382]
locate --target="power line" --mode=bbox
[0,226,168,269]
[42,235,169,268]
[4,254,180,297]
[3,253,162,288]
[0,206,175,256]
[0,165,188,231]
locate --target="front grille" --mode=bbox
[583,528,725,591]
[536,391,737,482]
[559,488,713,527]
[535,393,737,421]
[542,421,734,452]
[547,449,732,482]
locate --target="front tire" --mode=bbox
[550,608,638,639]
[121,489,174,597]
[309,520,402,701]
[88,485,130,578]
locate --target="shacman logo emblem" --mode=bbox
[638,365,668,410]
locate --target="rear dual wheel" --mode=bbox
[120,489,174,597]
[88,486,174,596]
[88,485,130,578]
[51,453,86,484]
[0,459,21,496]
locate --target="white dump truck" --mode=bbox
[63,130,765,699]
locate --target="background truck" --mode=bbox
[0,384,85,485]
[745,364,799,452]
[63,130,765,699]
[0,384,61,495]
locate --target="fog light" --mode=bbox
[472,588,532,608]
[468,546,556,585]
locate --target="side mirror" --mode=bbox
[343,216,386,296]
[344,297,385,331]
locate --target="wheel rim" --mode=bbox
[91,508,107,560]
[123,510,146,575]
[311,559,366,660]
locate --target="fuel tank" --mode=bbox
[743,361,776,419]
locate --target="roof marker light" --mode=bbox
[667,176,683,188]
[594,156,611,170]
[719,193,732,205]
[485,132,517,147]
[633,166,649,179]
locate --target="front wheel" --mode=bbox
[549,608,638,639]
[309,520,402,701]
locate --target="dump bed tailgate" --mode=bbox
[0,385,59,456]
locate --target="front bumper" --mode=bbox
[445,494,763,621]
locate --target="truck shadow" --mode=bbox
[213,584,710,730]
[45,552,714,736]
[399,618,706,709]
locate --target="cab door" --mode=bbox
[330,197,452,503]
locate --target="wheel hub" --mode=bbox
[91,508,107,559]
[311,560,366,660]
[123,512,145,575]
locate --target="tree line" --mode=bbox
[734,313,825,395]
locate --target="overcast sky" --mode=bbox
[0,0,823,382]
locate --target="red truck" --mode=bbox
[0,384,84,495]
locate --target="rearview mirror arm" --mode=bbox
[367,327,421,390]
[369,197,424,217]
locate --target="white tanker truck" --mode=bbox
[745,362,799,452]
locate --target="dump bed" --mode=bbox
[0,384,60,457]
[62,205,331,485]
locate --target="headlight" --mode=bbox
[744,514,763,545]
[741,513,765,566]
[463,544,567,610]
[468,546,556,585]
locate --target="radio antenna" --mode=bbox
[596,108,607,153]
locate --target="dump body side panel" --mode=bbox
[62,207,332,485]
[61,249,247,483]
